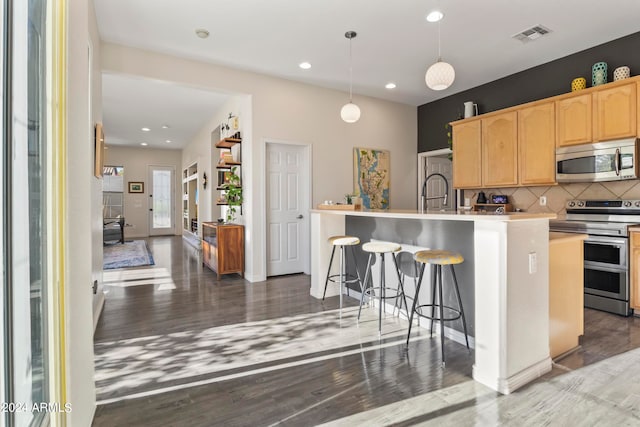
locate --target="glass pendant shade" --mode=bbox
[425,60,455,90]
[340,102,361,123]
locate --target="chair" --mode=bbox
[358,241,409,336]
[322,235,363,313]
[406,249,470,367]
[103,216,125,244]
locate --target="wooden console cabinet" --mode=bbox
[202,222,244,279]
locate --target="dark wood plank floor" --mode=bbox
[92,236,640,426]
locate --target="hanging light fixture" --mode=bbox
[425,14,455,91]
[341,31,361,123]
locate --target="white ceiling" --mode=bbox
[102,74,229,149]
[96,0,640,147]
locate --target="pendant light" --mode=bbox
[341,31,361,123]
[425,15,455,91]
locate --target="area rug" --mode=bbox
[103,240,155,270]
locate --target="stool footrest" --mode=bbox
[362,287,404,300]
[412,304,463,322]
[327,274,361,285]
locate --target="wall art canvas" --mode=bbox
[353,148,390,209]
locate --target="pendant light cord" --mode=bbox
[349,37,353,102]
[437,20,442,61]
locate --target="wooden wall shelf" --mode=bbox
[215,137,242,149]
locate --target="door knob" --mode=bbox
[297,214,303,219]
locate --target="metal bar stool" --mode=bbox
[406,249,470,367]
[358,241,409,336]
[322,235,363,312]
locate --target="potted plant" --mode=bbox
[222,166,243,223]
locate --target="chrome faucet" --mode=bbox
[421,172,449,213]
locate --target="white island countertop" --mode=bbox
[311,208,556,221]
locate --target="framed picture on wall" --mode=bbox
[94,123,105,178]
[128,182,144,193]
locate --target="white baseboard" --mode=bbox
[93,291,105,333]
[473,357,552,395]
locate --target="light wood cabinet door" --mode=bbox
[556,93,592,147]
[452,120,482,189]
[594,83,637,141]
[518,102,556,185]
[630,231,640,310]
[549,236,584,358]
[482,111,518,187]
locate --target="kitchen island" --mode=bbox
[311,208,556,395]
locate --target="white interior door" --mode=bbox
[149,166,175,236]
[267,143,309,276]
[424,156,454,210]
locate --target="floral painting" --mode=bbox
[353,148,390,209]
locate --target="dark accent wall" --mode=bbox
[418,31,640,153]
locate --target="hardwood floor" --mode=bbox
[93,236,640,426]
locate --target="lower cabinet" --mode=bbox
[549,232,587,359]
[202,222,245,279]
[630,229,640,310]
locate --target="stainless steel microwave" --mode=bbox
[556,139,639,183]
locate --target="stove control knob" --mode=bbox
[577,201,585,207]
[635,201,640,207]
[568,201,576,207]
[625,201,632,207]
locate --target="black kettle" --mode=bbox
[477,191,488,204]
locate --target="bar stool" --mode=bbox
[358,241,409,336]
[406,249,470,367]
[322,235,363,312]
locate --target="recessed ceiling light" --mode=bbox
[141,127,150,132]
[161,124,170,129]
[140,142,148,146]
[195,29,210,39]
[426,10,444,22]
[385,82,397,89]
[299,62,312,70]
[165,140,171,143]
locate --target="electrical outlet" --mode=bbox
[539,196,547,206]
[529,252,537,274]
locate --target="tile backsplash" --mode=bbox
[464,180,640,215]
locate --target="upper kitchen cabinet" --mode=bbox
[482,111,518,187]
[452,119,482,189]
[518,102,556,185]
[556,93,592,147]
[594,83,637,141]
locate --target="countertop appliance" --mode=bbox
[556,138,638,183]
[549,199,640,316]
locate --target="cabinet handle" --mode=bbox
[297,214,303,219]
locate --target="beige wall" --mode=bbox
[66,0,98,423]
[89,0,105,331]
[101,43,417,282]
[465,180,640,214]
[105,146,182,238]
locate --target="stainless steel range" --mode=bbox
[549,199,640,316]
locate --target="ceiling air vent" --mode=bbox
[512,25,552,43]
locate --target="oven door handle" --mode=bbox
[615,148,621,176]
